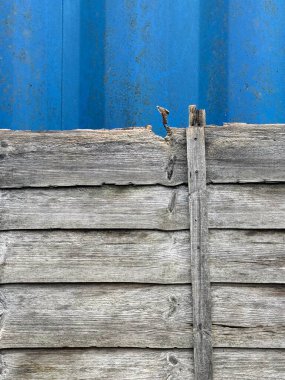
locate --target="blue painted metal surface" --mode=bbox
[0,0,285,135]
[0,0,62,130]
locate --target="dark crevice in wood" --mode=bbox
[0,183,188,191]
[0,282,192,287]
[0,347,194,353]
[0,228,190,233]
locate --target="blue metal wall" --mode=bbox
[1,0,285,135]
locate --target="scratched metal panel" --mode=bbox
[61,0,199,132]
[1,0,285,134]
[199,0,285,125]
[103,0,199,132]
[62,0,106,130]
[0,0,62,130]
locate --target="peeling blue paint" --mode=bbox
[0,0,285,134]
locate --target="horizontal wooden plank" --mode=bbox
[0,184,284,230]
[208,184,285,229]
[1,230,284,284]
[0,125,285,188]
[0,128,187,188]
[182,123,285,187]
[0,285,283,348]
[0,230,191,283]
[0,349,284,380]
[0,284,193,349]
[0,186,189,231]
[0,349,193,379]
[213,349,285,380]
[208,230,285,283]
[206,124,285,183]
[212,285,285,348]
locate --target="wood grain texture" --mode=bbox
[0,186,189,231]
[0,230,284,284]
[206,124,285,183]
[0,284,192,349]
[0,184,284,230]
[0,349,193,380]
[209,230,285,283]
[187,112,212,380]
[0,349,283,379]
[0,128,187,188]
[0,230,191,283]
[213,349,285,379]
[0,125,285,188]
[0,285,283,349]
[208,184,285,229]
[212,285,285,348]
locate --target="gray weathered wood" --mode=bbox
[0,184,285,230]
[0,230,284,284]
[0,230,191,283]
[187,106,212,379]
[1,125,285,188]
[0,349,283,380]
[206,124,285,183]
[0,186,189,230]
[0,284,283,348]
[208,184,285,229]
[0,349,193,380]
[208,230,285,283]
[0,184,284,230]
[212,285,285,348]
[213,349,285,379]
[0,128,187,187]
[0,284,192,349]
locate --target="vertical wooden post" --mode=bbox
[187,105,212,380]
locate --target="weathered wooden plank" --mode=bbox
[0,285,283,348]
[0,230,191,283]
[206,124,285,183]
[0,349,193,379]
[187,106,212,379]
[212,285,285,348]
[0,125,285,188]
[0,184,284,230]
[0,349,283,380]
[213,349,285,379]
[0,284,192,348]
[0,186,189,231]
[209,230,285,283]
[0,230,284,284]
[0,128,187,188]
[208,184,285,229]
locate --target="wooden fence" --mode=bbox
[0,108,284,379]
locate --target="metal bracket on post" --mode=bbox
[187,105,212,380]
